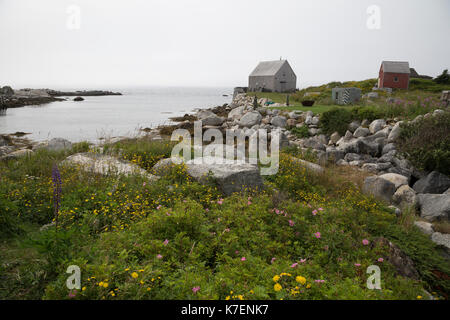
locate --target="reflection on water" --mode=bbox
[0,87,232,142]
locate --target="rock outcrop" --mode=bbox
[417,194,450,221]
[63,153,159,182]
[362,176,396,203]
[185,156,263,196]
[413,171,450,195]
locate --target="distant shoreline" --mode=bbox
[0,87,122,109]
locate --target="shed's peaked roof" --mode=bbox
[250,60,291,77]
[381,61,410,74]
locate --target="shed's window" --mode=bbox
[394,77,399,82]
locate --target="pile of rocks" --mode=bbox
[167,95,447,182]
[0,136,73,161]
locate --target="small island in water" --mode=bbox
[0,85,122,109]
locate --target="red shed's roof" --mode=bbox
[381,61,410,74]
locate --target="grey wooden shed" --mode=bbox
[249,60,297,93]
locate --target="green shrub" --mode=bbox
[351,106,384,122]
[397,112,450,175]
[320,108,353,135]
[289,125,309,139]
[434,69,450,85]
[409,78,450,92]
[0,192,23,238]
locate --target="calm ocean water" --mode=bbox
[0,87,232,142]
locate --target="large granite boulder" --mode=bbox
[348,120,361,133]
[271,116,287,128]
[193,144,245,160]
[431,233,450,255]
[185,157,263,196]
[413,171,450,194]
[353,127,370,138]
[286,119,297,127]
[329,132,341,144]
[369,119,386,134]
[344,153,361,162]
[387,122,402,142]
[289,156,325,174]
[196,110,216,120]
[362,176,396,202]
[358,138,380,157]
[362,163,392,174]
[303,137,326,151]
[379,173,409,189]
[382,143,396,155]
[324,148,345,163]
[288,111,301,119]
[414,221,434,236]
[202,114,225,126]
[417,194,450,221]
[0,149,33,161]
[336,139,359,154]
[393,185,417,207]
[228,106,246,120]
[47,138,72,152]
[63,153,159,182]
[238,111,262,128]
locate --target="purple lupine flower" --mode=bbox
[52,164,62,222]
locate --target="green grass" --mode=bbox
[270,105,346,114]
[0,138,449,300]
[247,91,346,114]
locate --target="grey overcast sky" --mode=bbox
[0,0,449,89]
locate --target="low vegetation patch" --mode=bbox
[0,139,448,300]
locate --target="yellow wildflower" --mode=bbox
[296,276,306,285]
[273,275,280,282]
[274,283,282,292]
[131,272,139,279]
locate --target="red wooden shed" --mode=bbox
[378,61,410,89]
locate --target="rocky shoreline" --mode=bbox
[0,85,122,109]
[46,89,122,97]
